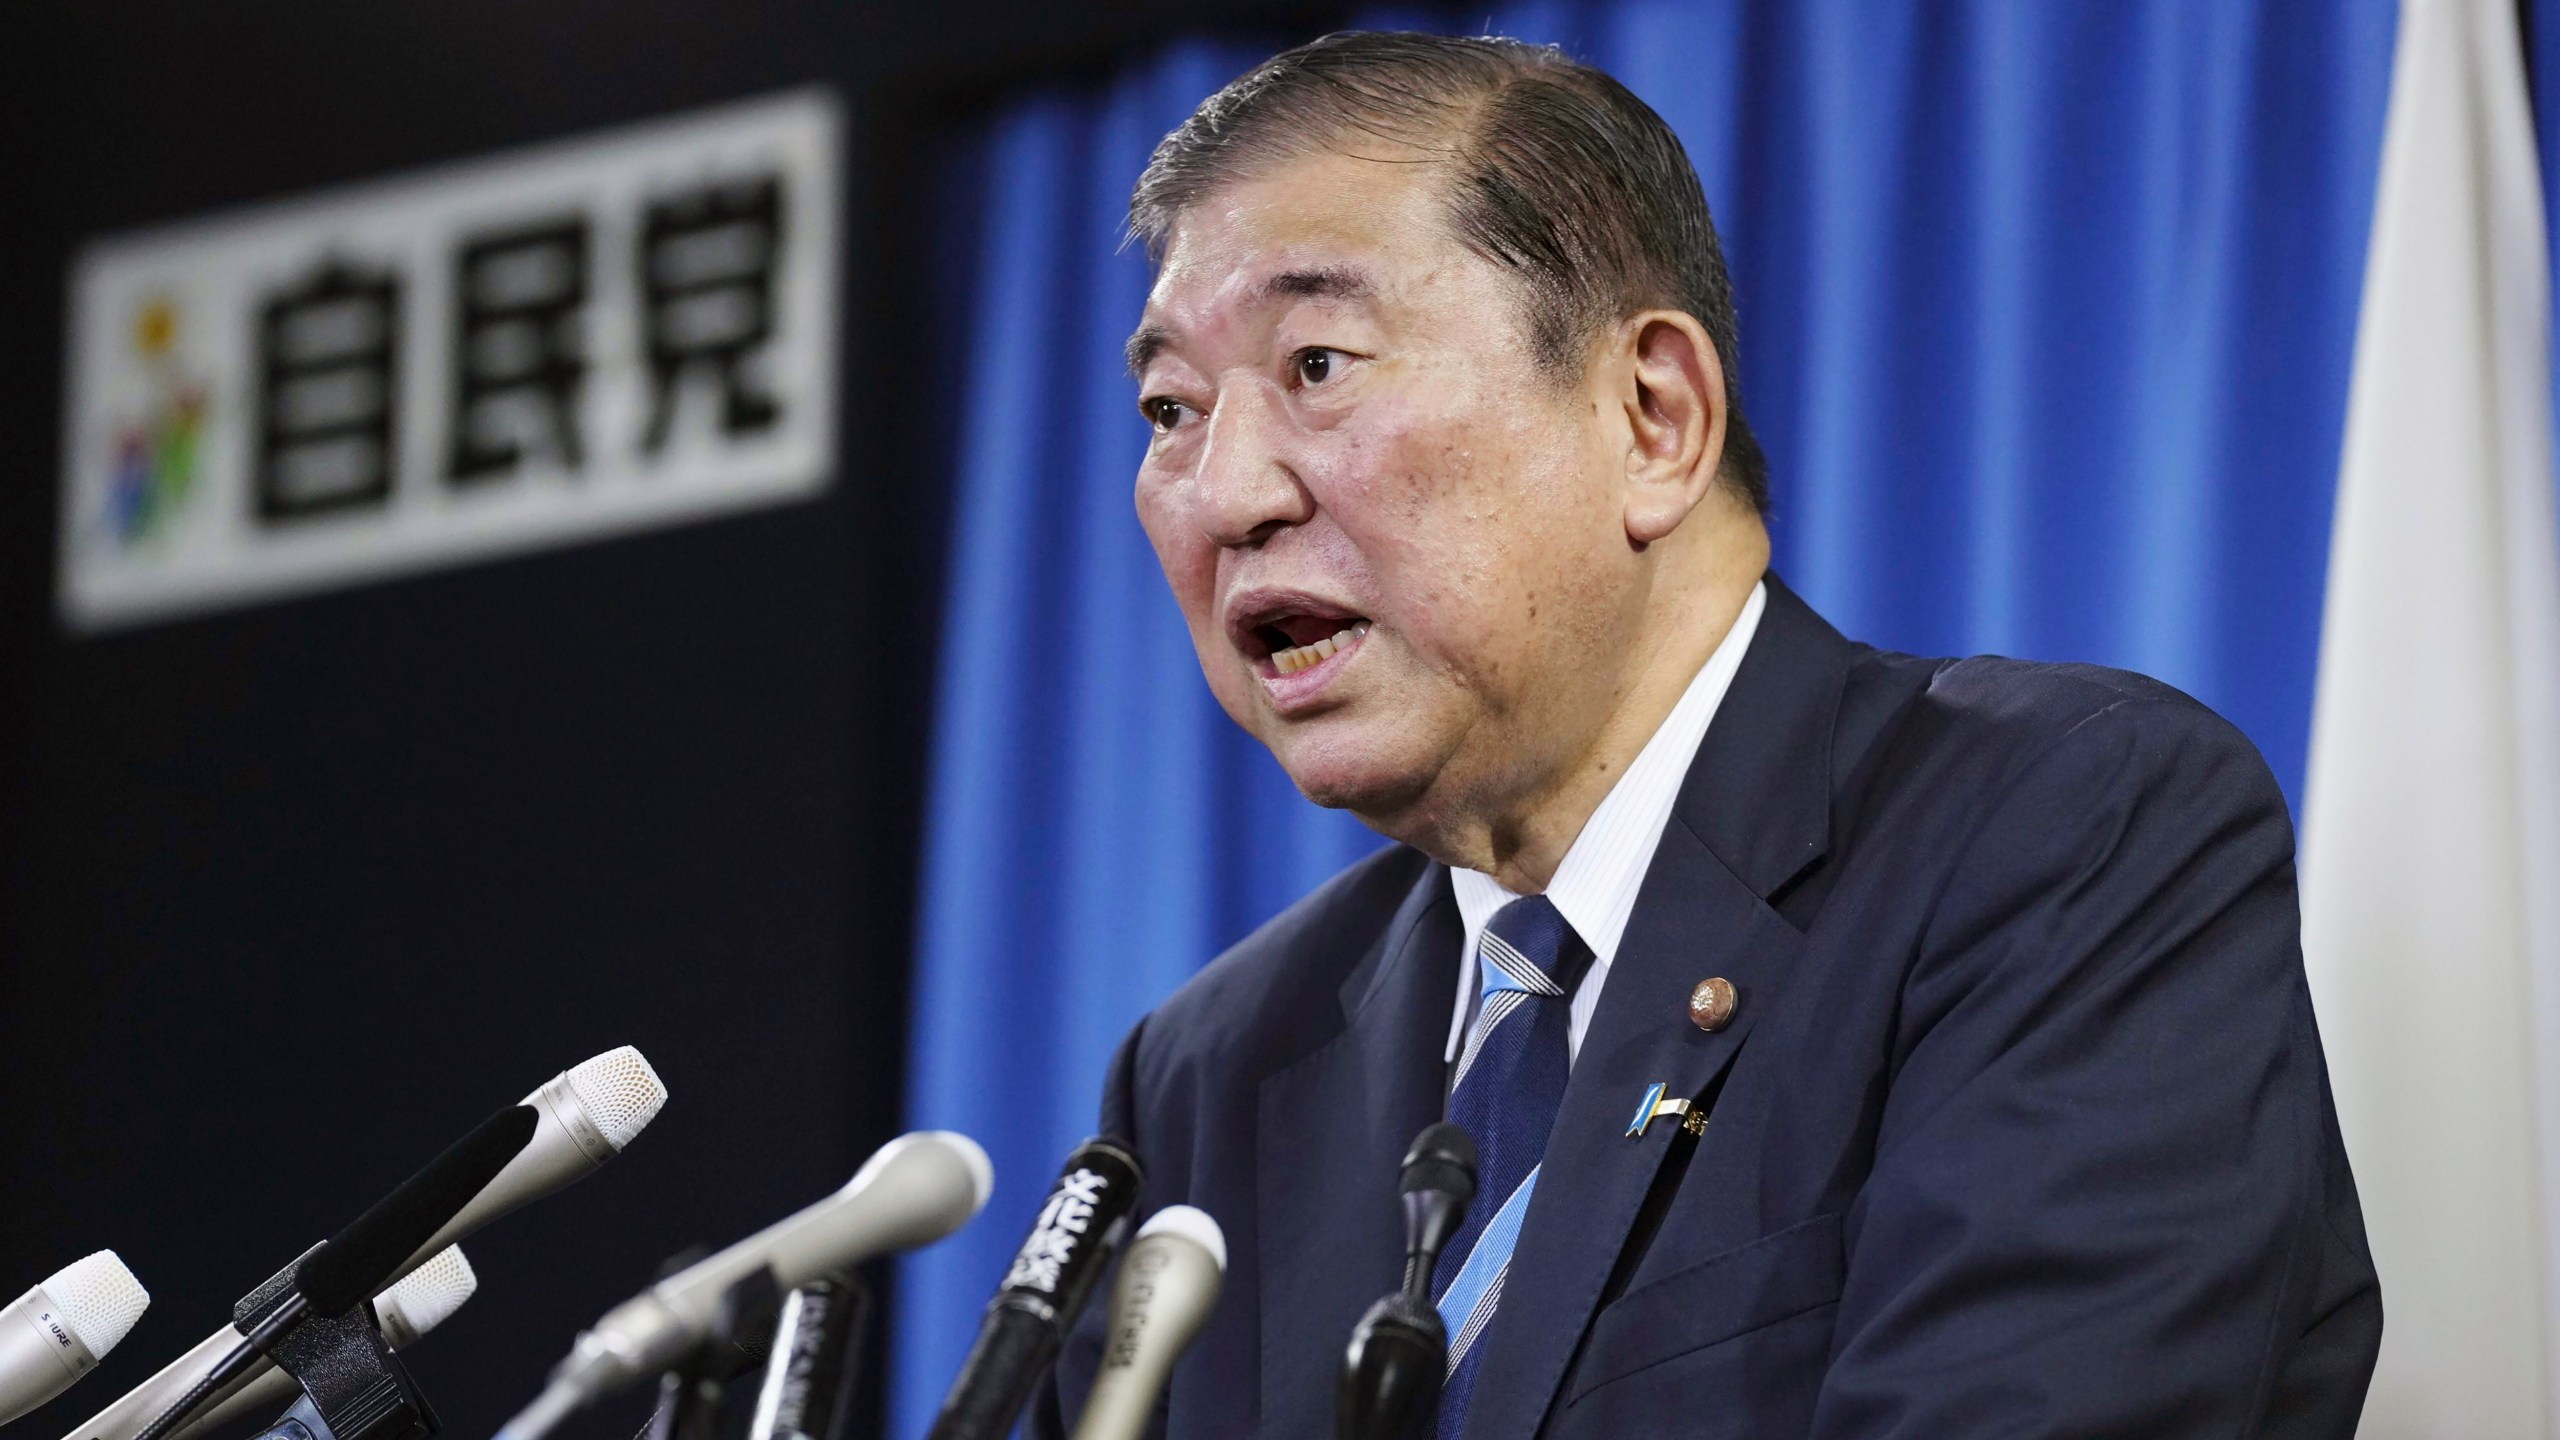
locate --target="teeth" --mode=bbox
[1270,621,1368,675]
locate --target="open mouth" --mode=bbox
[1264,617,1371,675]
[1233,601,1373,677]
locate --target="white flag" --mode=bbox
[2301,0,2560,1431]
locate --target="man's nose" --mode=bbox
[1191,382,1314,548]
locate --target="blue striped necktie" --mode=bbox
[1433,895,1591,1438]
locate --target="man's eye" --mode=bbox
[1142,398,1192,433]
[1295,348,1343,386]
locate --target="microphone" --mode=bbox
[0,1253,151,1426]
[131,1103,542,1440]
[1066,1206,1226,1440]
[66,1048,667,1440]
[370,1248,479,1352]
[1337,1123,1476,1440]
[926,1137,1145,1440]
[162,1249,478,1440]
[742,1277,870,1440]
[402,1045,667,1274]
[496,1130,995,1440]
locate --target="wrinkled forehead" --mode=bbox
[1133,150,1469,364]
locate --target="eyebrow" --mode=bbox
[1126,324,1174,377]
[1125,266,1380,377]
[1261,265,1376,303]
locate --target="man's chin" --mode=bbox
[1268,734,1438,825]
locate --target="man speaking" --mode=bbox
[1039,30,2380,1438]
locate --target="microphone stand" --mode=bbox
[645,1371,722,1440]
[642,1266,783,1440]
[225,1246,438,1440]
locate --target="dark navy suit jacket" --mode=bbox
[1036,575,2379,1438]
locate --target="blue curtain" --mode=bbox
[897,3,2398,1432]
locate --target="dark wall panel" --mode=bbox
[0,3,1342,1438]
[2,505,870,1440]
[0,4,888,1437]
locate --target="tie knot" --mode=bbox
[1480,895,1588,996]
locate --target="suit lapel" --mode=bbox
[1257,860,1462,1438]
[1460,574,1851,1436]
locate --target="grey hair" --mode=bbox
[1128,31,1769,514]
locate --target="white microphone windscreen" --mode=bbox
[45,1254,149,1360]
[376,1247,477,1345]
[564,1046,667,1151]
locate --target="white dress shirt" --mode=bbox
[1445,580,1768,1065]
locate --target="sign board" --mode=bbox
[59,88,841,631]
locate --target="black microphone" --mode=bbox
[926,1137,1145,1440]
[1338,1123,1477,1440]
[130,1105,542,1440]
[744,1277,870,1440]
[297,1106,541,1317]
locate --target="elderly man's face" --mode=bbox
[1131,149,1645,828]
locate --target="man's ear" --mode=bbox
[1616,310,1728,547]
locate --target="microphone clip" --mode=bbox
[233,1251,437,1440]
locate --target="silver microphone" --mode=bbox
[1066,1208,1226,1440]
[0,1253,151,1426]
[62,1047,666,1440]
[497,1131,994,1440]
[158,1248,477,1440]
[405,1045,668,1272]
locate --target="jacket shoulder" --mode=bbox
[1892,647,2219,727]
[1851,647,2269,779]
[1815,648,2287,905]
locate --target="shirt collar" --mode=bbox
[1445,580,1769,1061]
